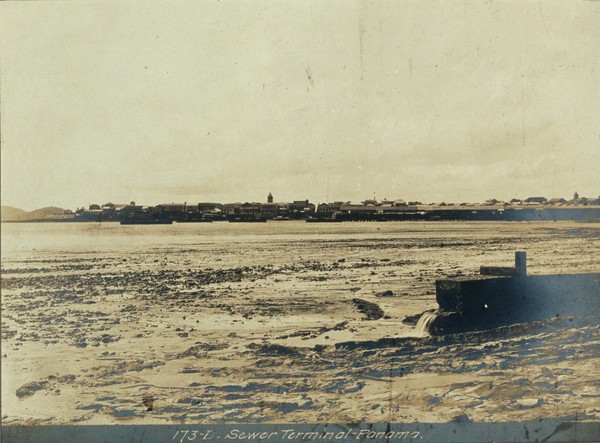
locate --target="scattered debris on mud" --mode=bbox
[2,222,599,424]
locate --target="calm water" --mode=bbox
[3,220,587,255]
[2,221,600,278]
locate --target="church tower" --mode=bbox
[268,192,273,203]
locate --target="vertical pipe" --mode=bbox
[515,251,527,276]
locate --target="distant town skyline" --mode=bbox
[2,1,599,212]
[5,190,600,214]
[73,190,599,209]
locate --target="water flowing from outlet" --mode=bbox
[415,312,438,336]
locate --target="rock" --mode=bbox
[178,342,227,358]
[352,298,384,320]
[376,290,395,297]
[142,393,154,411]
[250,343,302,357]
[101,335,113,343]
[450,413,472,423]
[401,314,421,326]
[516,398,543,408]
[16,381,49,398]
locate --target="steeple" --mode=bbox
[267,192,273,203]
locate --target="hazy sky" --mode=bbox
[1,0,598,210]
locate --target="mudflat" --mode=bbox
[1,221,599,424]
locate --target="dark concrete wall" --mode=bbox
[434,273,600,333]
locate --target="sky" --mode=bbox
[1,0,599,211]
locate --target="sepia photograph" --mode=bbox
[1,1,599,442]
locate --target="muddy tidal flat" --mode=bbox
[1,221,599,425]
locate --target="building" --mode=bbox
[161,203,193,213]
[547,198,567,205]
[260,203,278,218]
[316,203,334,215]
[338,203,379,214]
[287,200,316,218]
[524,197,547,205]
[239,203,261,217]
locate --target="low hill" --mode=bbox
[1,206,73,222]
[1,206,28,221]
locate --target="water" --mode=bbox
[415,311,438,336]
[3,219,598,252]
[3,220,599,279]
